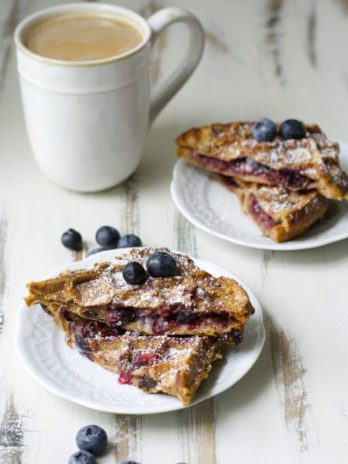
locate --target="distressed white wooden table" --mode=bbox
[1,0,348,463]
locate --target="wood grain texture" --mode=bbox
[264,0,284,82]
[0,218,7,335]
[174,211,216,464]
[307,5,317,68]
[270,322,309,453]
[122,174,140,235]
[113,415,142,462]
[0,0,18,94]
[177,400,216,464]
[0,392,24,464]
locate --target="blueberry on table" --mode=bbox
[86,247,108,257]
[279,119,306,140]
[252,118,276,142]
[76,424,108,456]
[146,251,177,277]
[68,450,96,464]
[117,234,143,248]
[61,228,82,251]
[123,262,147,285]
[95,225,120,248]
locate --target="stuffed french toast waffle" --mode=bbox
[219,176,329,242]
[25,248,254,343]
[176,120,348,200]
[41,305,221,406]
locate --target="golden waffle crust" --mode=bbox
[25,248,254,341]
[220,176,329,242]
[53,308,222,405]
[176,121,348,200]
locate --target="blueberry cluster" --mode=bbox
[60,225,142,254]
[69,425,142,463]
[123,251,177,285]
[69,425,107,463]
[252,118,306,142]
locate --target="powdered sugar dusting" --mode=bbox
[178,121,348,198]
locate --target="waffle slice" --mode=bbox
[25,248,254,342]
[176,121,348,200]
[220,175,329,242]
[50,307,222,405]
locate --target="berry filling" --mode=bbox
[105,306,232,335]
[247,195,279,231]
[133,352,157,367]
[118,370,133,384]
[72,319,124,355]
[118,356,158,386]
[219,175,240,189]
[192,152,310,190]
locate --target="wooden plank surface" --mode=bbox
[1,0,348,463]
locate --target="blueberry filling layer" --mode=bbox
[72,319,125,355]
[192,152,310,190]
[219,175,240,189]
[105,306,233,335]
[247,195,280,231]
[118,371,157,389]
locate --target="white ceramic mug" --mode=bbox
[14,3,204,192]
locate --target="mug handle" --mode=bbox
[148,7,205,125]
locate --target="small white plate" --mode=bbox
[171,144,348,251]
[16,249,265,415]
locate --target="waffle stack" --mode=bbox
[25,248,254,405]
[176,121,348,242]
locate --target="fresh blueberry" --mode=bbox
[76,424,108,456]
[61,229,82,251]
[121,461,140,464]
[122,262,147,285]
[68,450,96,464]
[279,119,306,140]
[117,234,143,248]
[86,247,108,257]
[146,252,177,278]
[95,226,120,249]
[252,118,276,142]
[231,329,243,345]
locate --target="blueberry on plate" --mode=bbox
[279,119,306,140]
[86,247,108,257]
[61,229,82,251]
[123,262,147,285]
[121,461,140,464]
[146,251,177,278]
[68,450,96,464]
[252,118,276,142]
[117,234,143,248]
[95,226,120,249]
[76,425,108,456]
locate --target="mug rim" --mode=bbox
[14,2,152,67]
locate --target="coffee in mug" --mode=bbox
[25,14,143,61]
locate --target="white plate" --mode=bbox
[16,249,265,415]
[171,144,348,251]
